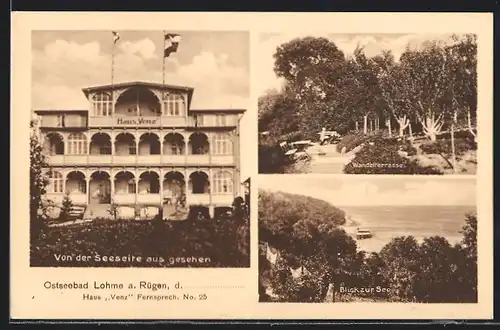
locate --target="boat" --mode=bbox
[356,228,373,240]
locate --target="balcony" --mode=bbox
[88,116,187,128]
[187,117,237,128]
[187,193,210,205]
[137,155,162,165]
[88,155,112,164]
[185,154,211,166]
[113,155,137,164]
[44,153,233,167]
[211,194,234,206]
[211,155,234,165]
[137,193,161,205]
[162,154,185,165]
[114,193,136,204]
[64,155,88,165]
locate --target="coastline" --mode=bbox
[340,213,387,253]
[339,208,467,253]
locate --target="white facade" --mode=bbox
[35,81,245,218]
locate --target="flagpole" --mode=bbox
[111,33,116,114]
[162,30,166,86]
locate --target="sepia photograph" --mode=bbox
[257,33,478,175]
[258,176,477,303]
[12,12,492,320]
[29,30,250,268]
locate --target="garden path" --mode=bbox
[304,144,355,174]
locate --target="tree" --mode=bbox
[379,236,421,301]
[460,212,477,260]
[30,119,49,238]
[272,37,349,138]
[59,193,73,222]
[400,42,449,142]
[446,34,478,142]
[374,51,414,137]
[347,46,386,135]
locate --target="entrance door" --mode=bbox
[89,181,111,204]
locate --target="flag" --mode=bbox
[112,31,120,44]
[164,33,181,57]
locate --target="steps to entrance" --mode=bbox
[68,205,86,220]
[163,203,188,221]
[84,203,112,220]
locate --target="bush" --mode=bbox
[420,138,476,156]
[31,198,251,268]
[258,144,294,174]
[344,138,443,174]
[59,194,73,222]
[259,186,478,303]
[336,132,372,153]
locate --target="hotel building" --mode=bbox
[34,81,246,220]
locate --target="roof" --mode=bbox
[81,81,194,108]
[34,109,88,114]
[190,108,246,113]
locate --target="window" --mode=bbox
[56,115,65,127]
[211,133,233,155]
[195,115,204,127]
[128,182,136,194]
[77,181,86,193]
[99,145,112,155]
[47,171,63,193]
[67,133,88,155]
[215,114,227,126]
[129,144,137,155]
[163,94,184,116]
[93,93,113,116]
[213,171,233,194]
[171,143,183,155]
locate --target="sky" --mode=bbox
[31,30,249,110]
[258,176,476,206]
[255,33,456,96]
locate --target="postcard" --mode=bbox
[11,11,493,320]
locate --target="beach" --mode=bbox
[340,205,476,253]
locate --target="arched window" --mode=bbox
[163,94,185,116]
[67,133,88,155]
[47,171,64,193]
[211,133,233,155]
[213,171,233,194]
[93,93,113,116]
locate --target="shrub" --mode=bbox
[420,138,476,157]
[30,216,250,268]
[59,194,73,222]
[344,139,443,174]
[258,144,294,174]
[399,140,418,156]
[336,132,372,153]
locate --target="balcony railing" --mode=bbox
[187,193,211,205]
[45,153,234,166]
[185,154,211,165]
[211,194,234,206]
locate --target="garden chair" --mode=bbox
[279,141,298,158]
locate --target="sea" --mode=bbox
[338,205,477,253]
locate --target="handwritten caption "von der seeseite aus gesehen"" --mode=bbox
[43,281,208,301]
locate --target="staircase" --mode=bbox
[83,203,112,220]
[163,203,188,221]
[67,205,86,220]
[306,143,356,174]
